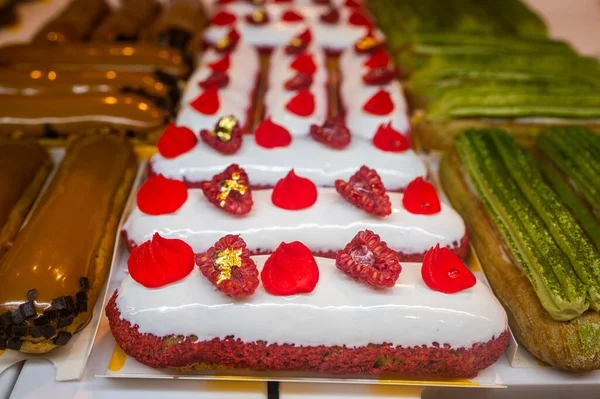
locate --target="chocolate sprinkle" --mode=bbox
[57,316,74,329]
[58,309,72,318]
[7,338,22,351]
[53,331,72,346]
[11,325,27,337]
[41,325,56,339]
[44,309,57,321]
[11,308,25,325]
[76,291,88,302]
[51,296,68,310]
[19,301,36,319]
[78,301,88,313]
[30,327,42,338]
[34,315,49,327]
[0,311,11,328]
[0,337,6,351]
[27,289,37,301]
[66,296,77,312]
[80,277,90,290]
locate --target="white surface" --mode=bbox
[0,363,22,399]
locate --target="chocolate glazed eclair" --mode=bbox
[33,0,109,44]
[0,135,137,353]
[0,93,168,138]
[0,68,180,113]
[91,0,162,43]
[142,0,207,53]
[0,43,189,79]
[0,141,52,262]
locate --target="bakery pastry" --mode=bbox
[0,93,168,138]
[0,43,190,80]
[107,240,507,376]
[0,141,51,261]
[0,68,179,112]
[440,128,600,370]
[0,135,136,353]
[123,182,467,261]
[91,0,162,42]
[32,0,109,44]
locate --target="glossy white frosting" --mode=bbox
[264,46,327,135]
[150,135,427,190]
[123,188,466,255]
[115,257,507,348]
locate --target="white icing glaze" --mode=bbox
[150,135,427,190]
[115,257,507,348]
[123,188,466,255]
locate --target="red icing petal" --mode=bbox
[254,117,292,148]
[290,53,317,75]
[284,72,313,91]
[402,177,441,215]
[137,175,188,215]
[157,123,198,159]
[421,244,476,294]
[281,9,304,22]
[344,0,361,7]
[190,86,220,115]
[272,170,318,210]
[372,122,409,153]
[196,235,259,298]
[261,241,319,296]
[362,89,394,116]
[128,233,195,288]
[208,54,231,71]
[198,70,230,89]
[320,7,340,24]
[211,10,237,26]
[348,10,372,27]
[335,166,391,216]
[201,164,253,216]
[335,229,401,288]
[285,89,315,117]
[364,50,391,68]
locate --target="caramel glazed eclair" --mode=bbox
[0,68,180,113]
[0,135,137,353]
[0,141,52,261]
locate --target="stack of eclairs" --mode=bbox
[0,0,208,140]
[104,0,511,379]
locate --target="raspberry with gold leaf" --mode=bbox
[336,230,401,288]
[200,115,242,154]
[335,166,391,216]
[196,235,259,297]
[201,164,253,215]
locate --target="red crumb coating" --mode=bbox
[106,291,508,377]
[123,231,469,262]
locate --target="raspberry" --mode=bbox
[335,166,391,216]
[196,235,259,297]
[201,164,253,216]
[245,9,270,25]
[336,230,401,288]
[320,7,340,24]
[284,72,313,91]
[309,117,351,149]
[200,115,242,155]
[198,70,230,89]
[362,66,399,86]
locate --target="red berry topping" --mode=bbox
[190,86,220,115]
[312,0,331,4]
[362,66,399,85]
[245,9,270,25]
[208,54,230,72]
[284,72,313,91]
[309,117,351,149]
[211,10,237,26]
[344,0,361,7]
[128,233,195,288]
[201,164,253,216]
[290,53,317,75]
[319,7,340,24]
[402,177,441,215]
[336,230,401,288]
[261,241,319,296]
[215,28,241,53]
[285,29,312,55]
[348,10,372,28]
[364,50,390,68]
[335,166,391,216]
[157,123,197,159]
[198,70,230,89]
[362,89,394,116]
[272,170,318,210]
[254,117,292,148]
[372,122,409,153]
[274,0,293,3]
[285,89,315,116]
[421,244,476,294]
[281,9,304,22]
[196,235,259,297]
[354,33,384,54]
[200,115,242,154]
[137,174,187,216]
